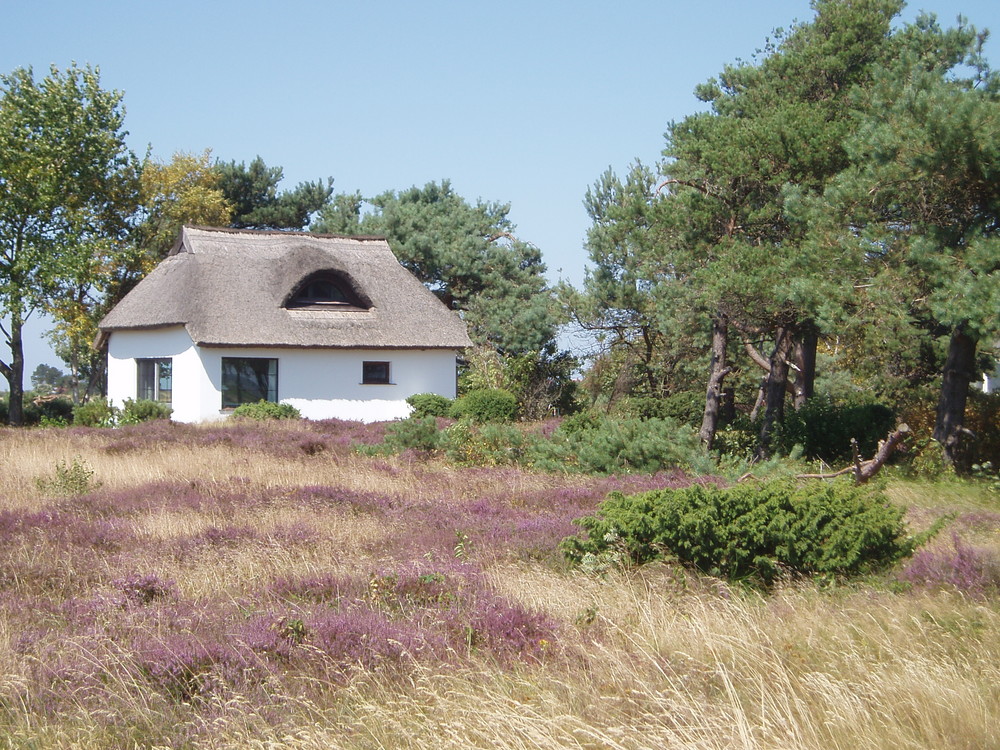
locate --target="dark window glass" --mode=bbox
[289,275,357,307]
[222,357,278,408]
[362,361,390,384]
[137,358,172,403]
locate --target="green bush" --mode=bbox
[231,400,301,420]
[562,480,917,585]
[777,398,895,462]
[72,398,118,427]
[442,420,535,466]
[24,396,75,426]
[384,416,442,453]
[712,421,758,460]
[120,398,172,424]
[623,393,704,425]
[449,388,519,424]
[530,416,712,475]
[406,393,454,419]
[556,409,603,435]
[1,394,75,426]
[35,456,101,497]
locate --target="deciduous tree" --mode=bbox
[49,150,232,400]
[0,64,140,423]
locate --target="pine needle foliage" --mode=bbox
[563,480,923,585]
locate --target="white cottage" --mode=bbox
[97,226,472,423]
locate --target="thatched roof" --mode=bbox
[98,226,472,350]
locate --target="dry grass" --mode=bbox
[0,422,997,748]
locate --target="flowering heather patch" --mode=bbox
[4,562,557,719]
[271,572,362,604]
[292,484,403,512]
[0,507,132,553]
[115,573,178,607]
[899,532,1000,598]
[133,630,268,702]
[89,416,391,460]
[306,608,447,674]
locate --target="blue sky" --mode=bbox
[3,0,998,376]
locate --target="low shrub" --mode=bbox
[442,420,535,466]
[120,398,172,424]
[557,410,603,435]
[72,398,118,427]
[230,400,301,420]
[35,456,101,497]
[712,420,758,460]
[623,392,704,425]
[531,416,711,475]
[406,393,453,419]
[562,479,918,585]
[25,396,75,426]
[450,388,519,424]
[384,416,442,453]
[72,398,172,427]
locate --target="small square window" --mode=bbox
[362,361,390,384]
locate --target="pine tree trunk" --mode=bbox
[792,324,817,410]
[933,326,977,470]
[700,314,732,448]
[756,327,792,460]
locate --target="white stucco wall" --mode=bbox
[107,329,459,423]
[107,327,208,423]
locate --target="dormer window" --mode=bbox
[286,272,367,310]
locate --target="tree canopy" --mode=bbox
[314,180,560,357]
[0,64,140,423]
[568,0,1000,465]
[216,156,332,231]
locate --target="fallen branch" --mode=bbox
[795,424,911,484]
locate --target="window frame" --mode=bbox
[221,357,279,409]
[362,361,391,385]
[136,358,172,404]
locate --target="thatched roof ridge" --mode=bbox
[98,226,472,350]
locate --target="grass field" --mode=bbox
[0,419,997,748]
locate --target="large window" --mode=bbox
[222,357,277,408]
[137,358,172,403]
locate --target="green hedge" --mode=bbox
[777,398,896,462]
[231,400,301,420]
